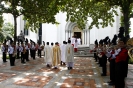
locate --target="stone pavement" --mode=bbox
[0,56,132,88]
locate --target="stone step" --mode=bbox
[74,54,94,57]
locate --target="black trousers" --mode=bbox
[94,53,97,61]
[38,49,41,58]
[98,57,102,66]
[3,52,7,62]
[30,49,32,57]
[26,50,29,61]
[17,49,20,59]
[21,52,25,63]
[9,54,15,66]
[110,59,115,82]
[102,55,107,75]
[32,50,35,59]
[115,61,126,88]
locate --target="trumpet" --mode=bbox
[23,46,26,54]
[127,37,133,61]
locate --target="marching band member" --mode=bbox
[1,43,7,63]
[105,35,117,85]
[38,42,42,58]
[20,42,26,63]
[16,42,20,59]
[8,41,15,66]
[101,36,109,76]
[25,39,30,61]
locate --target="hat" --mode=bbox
[25,38,28,43]
[95,39,98,46]
[99,39,103,45]
[103,36,109,45]
[111,34,117,45]
[68,40,71,43]
[20,39,23,44]
[63,41,66,44]
[118,27,125,38]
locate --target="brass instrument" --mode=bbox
[41,45,44,50]
[23,46,26,54]
[127,38,133,61]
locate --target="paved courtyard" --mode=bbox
[0,56,132,88]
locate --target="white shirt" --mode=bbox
[1,45,5,52]
[8,46,14,54]
[25,45,29,50]
[19,46,23,52]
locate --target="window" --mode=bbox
[24,20,29,36]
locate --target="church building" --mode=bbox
[3,8,133,45]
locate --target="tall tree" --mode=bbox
[0,0,60,44]
[60,0,133,36]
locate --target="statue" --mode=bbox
[17,30,25,42]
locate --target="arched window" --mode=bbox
[24,20,28,36]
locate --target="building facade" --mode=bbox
[3,8,133,45]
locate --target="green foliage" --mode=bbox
[60,0,118,29]
[0,32,5,43]
[0,14,4,29]
[60,0,133,35]
[0,0,62,41]
[1,22,14,36]
[0,22,14,43]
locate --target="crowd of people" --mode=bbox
[1,37,75,70]
[1,27,130,88]
[91,27,130,88]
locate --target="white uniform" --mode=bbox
[44,45,53,65]
[60,44,66,63]
[77,38,81,45]
[71,37,75,45]
[74,41,78,48]
[65,43,74,67]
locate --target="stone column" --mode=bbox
[65,30,66,41]
[84,30,86,45]
[82,31,84,45]
[67,30,69,40]
[66,30,68,41]
[70,30,72,38]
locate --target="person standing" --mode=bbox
[60,41,67,65]
[66,40,74,70]
[31,42,36,60]
[44,42,52,67]
[16,43,20,59]
[74,38,78,52]
[71,36,75,47]
[20,42,26,63]
[115,37,128,88]
[8,42,15,66]
[25,41,30,61]
[1,43,7,63]
[38,43,42,58]
[52,42,61,69]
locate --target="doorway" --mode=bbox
[74,32,81,38]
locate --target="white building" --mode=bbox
[3,8,133,45]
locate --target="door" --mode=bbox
[74,32,81,38]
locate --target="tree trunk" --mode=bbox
[13,15,17,45]
[122,7,130,36]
